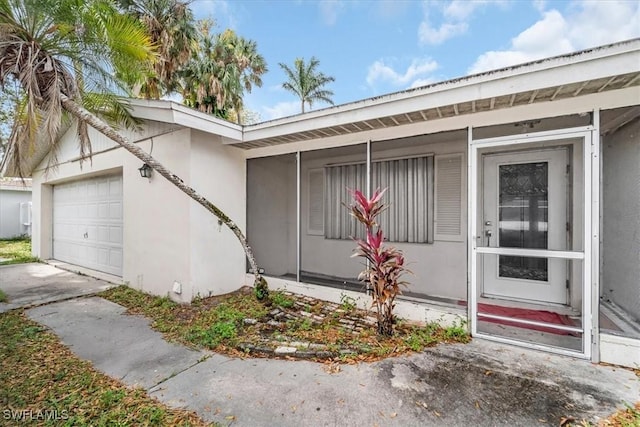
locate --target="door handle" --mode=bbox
[484,221,492,246]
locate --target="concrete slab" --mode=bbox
[26,297,207,390]
[0,263,114,313]
[45,260,124,285]
[150,340,639,427]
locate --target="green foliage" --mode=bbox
[271,291,294,309]
[254,277,269,300]
[0,238,38,265]
[0,289,7,303]
[349,188,409,336]
[339,293,357,312]
[443,320,469,341]
[190,321,237,347]
[404,324,439,351]
[279,56,335,113]
[180,23,267,123]
[0,0,156,177]
[100,285,470,363]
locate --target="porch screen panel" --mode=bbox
[301,145,367,290]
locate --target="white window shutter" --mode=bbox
[307,169,324,235]
[434,154,464,241]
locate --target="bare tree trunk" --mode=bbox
[60,94,268,299]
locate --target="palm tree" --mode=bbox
[279,57,335,113]
[181,24,267,124]
[221,30,267,124]
[0,0,268,299]
[118,0,197,99]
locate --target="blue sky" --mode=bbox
[189,0,640,121]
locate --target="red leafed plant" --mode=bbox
[349,188,409,336]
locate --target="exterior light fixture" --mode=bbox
[138,163,152,178]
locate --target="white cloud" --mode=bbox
[319,0,344,26]
[262,101,301,120]
[367,58,439,88]
[443,0,501,21]
[532,0,547,13]
[418,0,504,45]
[191,0,236,29]
[468,1,640,74]
[418,20,467,45]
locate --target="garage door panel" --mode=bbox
[53,174,123,276]
[109,202,122,220]
[109,226,122,244]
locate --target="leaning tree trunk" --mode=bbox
[60,94,268,299]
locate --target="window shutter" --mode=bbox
[308,169,324,235]
[434,154,464,241]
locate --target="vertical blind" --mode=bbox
[324,156,434,243]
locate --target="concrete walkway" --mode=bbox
[3,264,638,426]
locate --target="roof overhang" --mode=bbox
[237,38,640,149]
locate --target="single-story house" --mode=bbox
[0,178,32,238]
[2,39,639,368]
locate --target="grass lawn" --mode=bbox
[0,310,213,426]
[0,238,38,266]
[101,285,470,362]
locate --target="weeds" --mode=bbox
[339,293,357,312]
[0,238,38,265]
[0,289,7,303]
[271,291,294,309]
[0,311,211,426]
[443,319,468,341]
[101,285,470,363]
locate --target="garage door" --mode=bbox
[53,175,123,276]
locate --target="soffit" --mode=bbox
[238,72,640,150]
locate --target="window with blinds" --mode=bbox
[322,155,435,243]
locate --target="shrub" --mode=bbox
[348,188,409,336]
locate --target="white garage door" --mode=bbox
[53,175,123,276]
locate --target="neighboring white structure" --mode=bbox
[0,178,32,238]
[2,40,639,368]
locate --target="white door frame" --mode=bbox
[467,117,600,360]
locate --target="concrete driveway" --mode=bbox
[0,262,114,313]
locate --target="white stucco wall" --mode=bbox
[32,122,250,302]
[0,188,32,238]
[188,130,248,297]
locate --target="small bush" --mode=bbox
[339,293,357,312]
[443,320,468,340]
[349,188,409,336]
[271,291,294,309]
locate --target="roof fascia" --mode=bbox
[127,99,243,141]
[241,39,640,143]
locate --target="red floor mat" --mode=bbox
[462,302,579,336]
